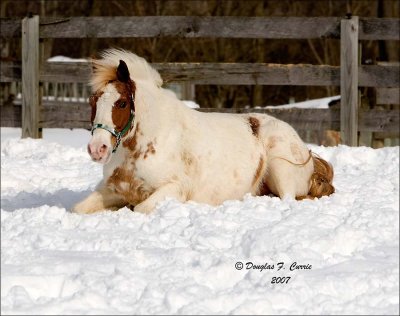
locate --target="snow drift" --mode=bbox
[1,128,399,315]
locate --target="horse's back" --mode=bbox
[181,110,313,202]
[180,111,264,204]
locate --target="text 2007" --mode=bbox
[271,276,291,284]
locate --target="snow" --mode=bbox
[182,100,200,109]
[1,127,399,315]
[47,56,88,63]
[264,95,341,109]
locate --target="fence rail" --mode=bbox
[1,16,399,40]
[2,100,398,134]
[1,61,399,87]
[0,15,399,146]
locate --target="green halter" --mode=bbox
[91,95,135,153]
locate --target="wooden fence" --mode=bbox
[0,16,399,146]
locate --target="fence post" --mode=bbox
[340,15,359,146]
[181,82,195,101]
[21,15,40,138]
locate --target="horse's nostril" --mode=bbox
[87,144,92,155]
[99,144,108,154]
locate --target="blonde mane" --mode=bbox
[90,49,163,91]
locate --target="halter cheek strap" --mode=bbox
[91,94,135,153]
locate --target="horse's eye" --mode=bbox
[117,101,127,108]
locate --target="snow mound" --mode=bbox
[264,95,341,109]
[1,130,399,315]
[47,56,88,63]
[183,100,200,109]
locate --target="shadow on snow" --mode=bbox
[1,189,92,212]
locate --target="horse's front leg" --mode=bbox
[72,182,126,214]
[134,183,186,214]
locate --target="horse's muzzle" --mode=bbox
[87,142,111,164]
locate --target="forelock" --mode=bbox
[97,84,120,109]
[90,60,118,92]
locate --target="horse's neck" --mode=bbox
[131,84,184,137]
[108,85,189,171]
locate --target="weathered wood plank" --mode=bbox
[4,101,398,136]
[158,63,399,87]
[340,16,359,146]
[374,131,400,139]
[0,18,21,38]
[200,107,341,131]
[1,17,398,40]
[21,16,40,138]
[376,88,400,104]
[359,65,400,88]
[40,101,91,129]
[359,17,400,41]
[157,63,340,86]
[1,105,22,127]
[39,106,400,134]
[0,16,340,39]
[359,110,399,133]
[0,61,21,82]
[40,61,91,83]
[9,62,343,85]
[3,61,399,87]
[34,17,400,41]
[40,105,341,131]
[41,107,400,135]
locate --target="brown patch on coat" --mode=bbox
[107,167,153,205]
[297,154,335,200]
[248,117,260,137]
[123,139,139,159]
[110,134,117,149]
[144,141,156,159]
[111,80,136,132]
[267,135,284,149]
[123,134,137,153]
[123,123,143,159]
[89,90,104,123]
[181,151,197,176]
[131,150,140,159]
[181,151,194,167]
[252,156,264,187]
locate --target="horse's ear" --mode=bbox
[89,54,98,72]
[116,60,130,83]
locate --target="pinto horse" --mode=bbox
[73,49,334,214]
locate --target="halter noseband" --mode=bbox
[91,94,135,153]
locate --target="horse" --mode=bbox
[72,49,335,214]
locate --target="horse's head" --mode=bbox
[88,59,135,164]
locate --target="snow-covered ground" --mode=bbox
[1,127,399,315]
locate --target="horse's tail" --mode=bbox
[307,153,335,198]
[296,153,335,200]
